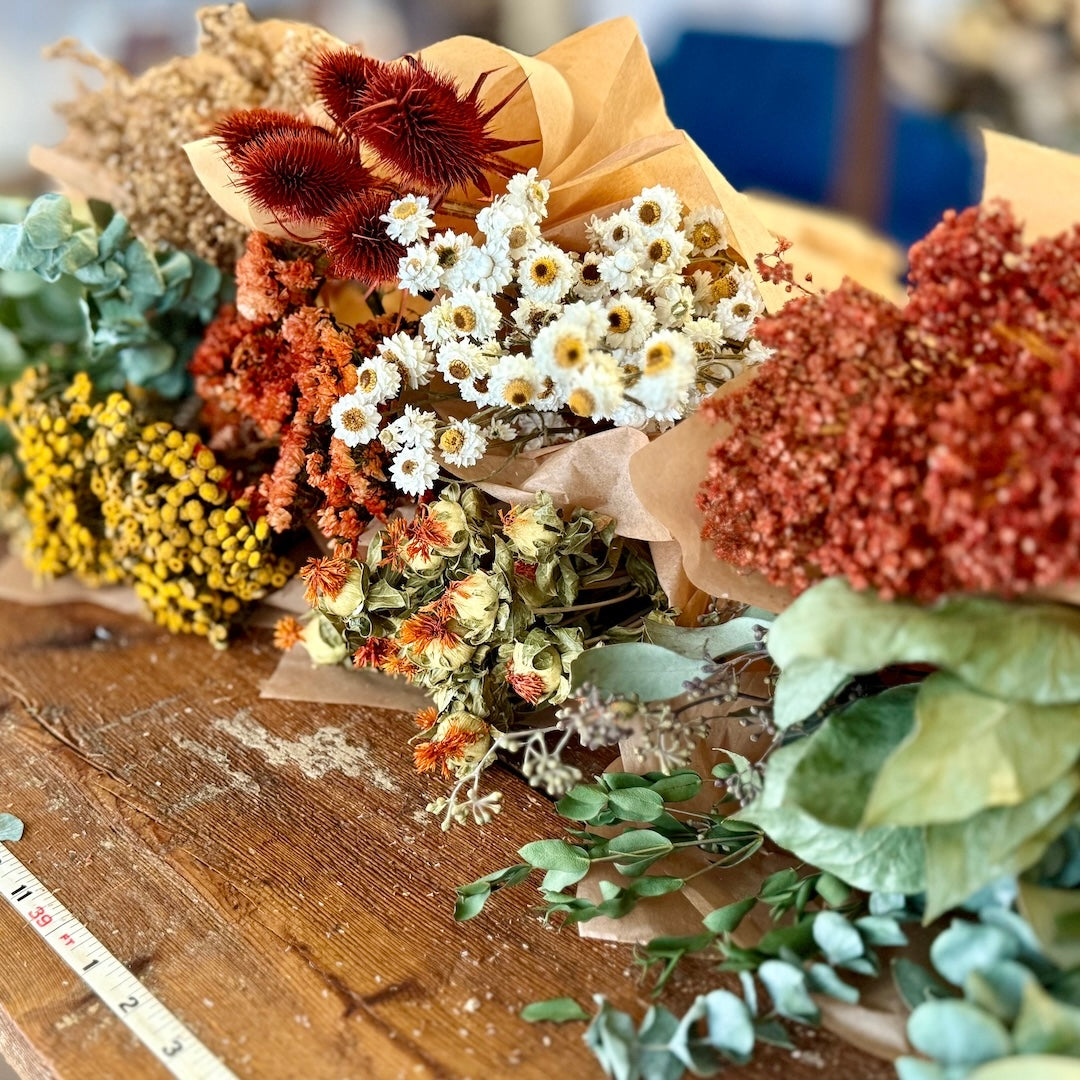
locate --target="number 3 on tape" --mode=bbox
[0,843,238,1080]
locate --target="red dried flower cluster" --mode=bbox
[190,233,398,541]
[212,49,529,284]
[699,201,1080,601]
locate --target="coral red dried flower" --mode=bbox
[505,659,548,705]
[353,636,396,669]
[699,201,1080,601]
[413,724,483,777]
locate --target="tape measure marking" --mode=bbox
[0,842,239,1080]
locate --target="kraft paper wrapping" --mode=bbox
[183,17,797,310]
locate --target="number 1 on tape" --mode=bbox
[0,843,238,1080]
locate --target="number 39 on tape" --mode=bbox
[0,843,238,1080]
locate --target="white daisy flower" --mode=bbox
[330,393,381,447]
[352,354,402,403]
[476,200,542,259]
[398,244,441,295]
[390,445,439,497]
[504,168,550,220]
[488,353,546,410]
[531,304,605,390]
[517,242,575,305]
[716,282,765,341]
[639,227,692,281]
[436,340,491,385]
[377,332,435,389]
[428,230,476,292]
[512,298,560,336]
[459,243,514,295]
[610,400,649,428]
[683,206,728,257]
[635,330,696,413]
[380,195,435,245]
[437,419,488,468]
[484,418,518,443]
[598,248,646,293]
[437,287,501,342]
[684,317,733,360]
[564,353,625,420]
[587,209,644,254]
[743,338,774,365]
[651,274,696,328]
[458,374,492,405]
[572,251,611,302]
[385,405,438,450]
[630,185,684,233]
[604,294,656,351]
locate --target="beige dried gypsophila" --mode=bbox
[43,4,339,268]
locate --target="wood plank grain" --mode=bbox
[0,600,895,1080]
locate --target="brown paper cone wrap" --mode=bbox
[183,17,802,309]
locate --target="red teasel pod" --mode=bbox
[230,127,374,221]
[211,108,316,157]
[311,50,388,132]
[321,191,406,285]
[349,56,534,195]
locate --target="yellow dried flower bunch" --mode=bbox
[1,369,291,645]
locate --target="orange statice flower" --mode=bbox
[273,615,304,650]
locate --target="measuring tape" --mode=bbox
[0,842,238,1080]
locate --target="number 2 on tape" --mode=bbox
[0,843,238,1080]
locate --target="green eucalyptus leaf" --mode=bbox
[864,673,1080,828]
[1012,980,1080,1056]
[737,739,925,894]
[815,872,852,908]
[518,840,590,881]
[924,773,1080,919]
[894,1059,951,1080]
[607,830,674,860]
[603,773,653,791]
[966,961,1038,1024]
[1019,881,1080,970]
[854,915,908,948]
[453,881,491,921]
[768,578,1080,706]
[648,770,703,804]
[629,876,684,898]
[757,960,820,1024]
[556,784,609,821]
[786,684,918,828]
[22,193,73,249]
[637,1006,685,1080]
[892,958,951,1010]
[608,787,666,822]
[0,814,23,842]
[703,989,755,1063]
[812,910,866,966]
[703,897,757,934]
[908,999,1013,1066]
[585,998,640,1080]
[773,655,852,730]
[571,642,709,702]
[521,997,590,1023]
[542,868,588,893]
[968,1055,1080,1080]
[806,962,860,1004]
[931,920,1020,987]
[642,616,765,660]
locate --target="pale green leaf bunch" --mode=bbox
[0,194,227,398]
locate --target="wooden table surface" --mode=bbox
[0,599,895,1080]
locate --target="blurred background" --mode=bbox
[8,0,1080,250]
[6,0,1080,246]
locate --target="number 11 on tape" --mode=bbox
[0,843,238,1080]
